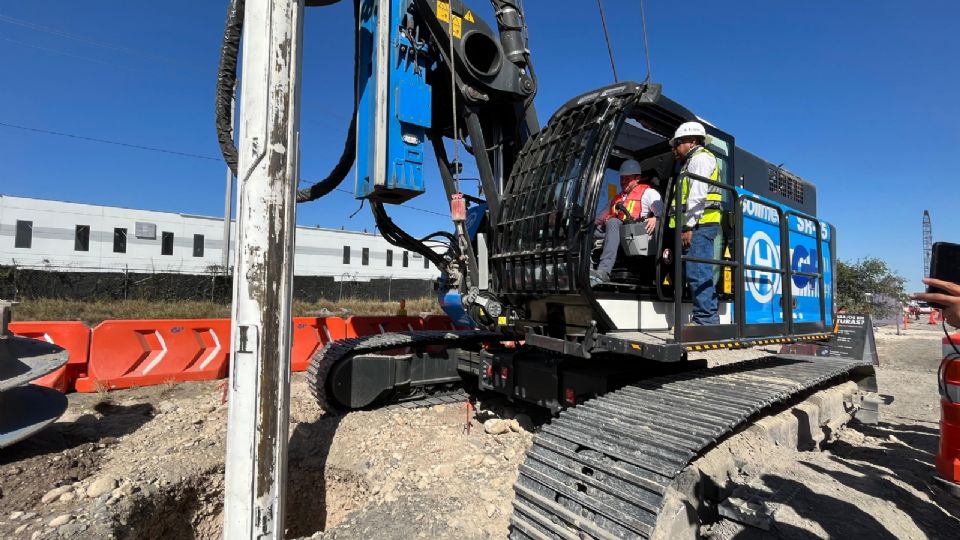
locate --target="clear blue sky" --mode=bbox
[1,1,957,292]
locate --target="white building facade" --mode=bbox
[0,195,441,280]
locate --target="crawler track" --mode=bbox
[510,355,873,539]
[306,330,504,413]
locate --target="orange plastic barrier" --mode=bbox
[9,321,91,393]
[422,315,456,331]
[344,316,424,338]
[76,319,231,392]
[290,317,347,372]
[937,333,960,484]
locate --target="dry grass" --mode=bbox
[13,297,439,326]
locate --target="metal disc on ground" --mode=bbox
[0,384,69,448]
[0,336,68,392]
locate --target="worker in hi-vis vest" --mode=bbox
[668,121,723,325]
[590,159,663,285]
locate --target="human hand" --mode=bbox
[913,278,960,327]
[681,230,692,249]
[644,217,657,235]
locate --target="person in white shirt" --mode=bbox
[591,160,663,285]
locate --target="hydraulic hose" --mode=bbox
[214,0,359,203]
[296,0,361,202]
[215,0,244,175]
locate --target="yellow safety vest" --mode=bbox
[669,146,723,228]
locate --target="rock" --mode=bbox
[157,400,178,414]
[31,531,41,540]
[10,511,23,520]
[86,476,119,498]
[504,419,521,433]
[59,521,89,537]
[41,485,72,503]
[483,419,511,435]
[22,512,37,521]
[59,492,75,503]
[14,524,27,534]
[486,504,497,518]
[48,514,71,528]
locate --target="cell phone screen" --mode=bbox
[928,242,960,308]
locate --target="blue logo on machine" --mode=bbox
[791,245,817,288]
[745,230,780,303]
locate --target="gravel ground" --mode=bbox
[1,323,958,539]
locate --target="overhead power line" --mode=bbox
[0,121,222,161]
[0,13,201,71]
[0,120,449,218]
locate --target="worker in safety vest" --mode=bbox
[668,121,723,325]
[590,159,663,285]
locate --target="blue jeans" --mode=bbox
[684,224,720,325]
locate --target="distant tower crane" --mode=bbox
[923,210,933,278]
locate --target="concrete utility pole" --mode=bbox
[223,0,303,538]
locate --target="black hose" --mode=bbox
[214,0,359,202]
[371,202,449,270]
[296,0,361,202]
[215,0,244,175]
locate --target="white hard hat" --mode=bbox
[619,159,642,177]
[669,121,711,147]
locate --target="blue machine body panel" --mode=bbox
[356,0,430,202]
[739,189,833,326]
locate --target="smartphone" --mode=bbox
[928,241,960,308]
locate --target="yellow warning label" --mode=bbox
[453,16,462,38]
[464,10,475,23]
[437,1,450,22]
[497,316,507,325]
[607,183,618,204]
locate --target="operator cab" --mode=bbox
[592,111,735,298]
[492,81,834,352]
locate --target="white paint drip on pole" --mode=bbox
[223,0,303,538]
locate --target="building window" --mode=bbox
[424,256,429,269]
[362,247,369,266]
[113,228,127,253]
[14,220,32,248]
[386,249,393,267]
[161,231,174,255]
[193,234,204,257]
[402,251,409,267]
[342,246,350,264]
[74,225,90,252]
